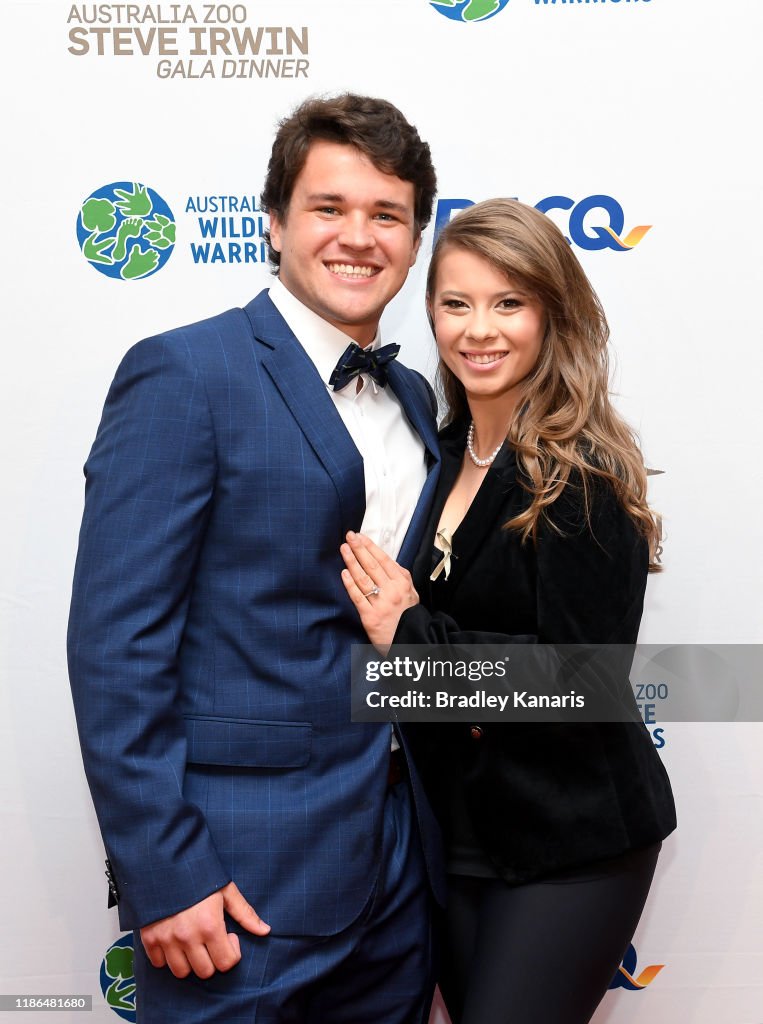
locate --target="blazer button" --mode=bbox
[469,725,484,740]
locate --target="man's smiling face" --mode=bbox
[269,140,421,347]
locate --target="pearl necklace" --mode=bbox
[466,421,504,468]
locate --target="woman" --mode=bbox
[340,198,676,1024]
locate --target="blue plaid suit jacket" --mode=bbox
[67,290,443,934]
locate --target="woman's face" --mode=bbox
[429,246,545,413]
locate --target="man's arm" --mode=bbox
[67,332,268,974]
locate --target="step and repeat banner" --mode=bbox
[2,1,762,1021]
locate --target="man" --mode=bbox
[68,94,444,1023]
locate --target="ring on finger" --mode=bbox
[362,585,380,599]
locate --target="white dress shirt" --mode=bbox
[269,278,427,560]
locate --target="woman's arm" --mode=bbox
[340,532,534,650]
[341,478,649,650]
[534,477,649,645]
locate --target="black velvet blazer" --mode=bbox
[396,421,676,883]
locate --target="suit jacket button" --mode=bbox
[469,725,483,740]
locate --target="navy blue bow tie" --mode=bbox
[329,342,400,391]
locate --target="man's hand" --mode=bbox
[140,881,270,979]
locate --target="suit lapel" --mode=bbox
[443,443,519,593]
[410,431,464,603]
[243,292,366,534]
[386,361,441,569]
[385,362,439,466]
[243,291,443,561]
[412,426,522,598]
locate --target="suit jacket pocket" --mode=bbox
[184,714,312,768]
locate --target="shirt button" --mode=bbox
[469,725,484,740]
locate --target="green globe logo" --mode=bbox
[99,934,136,1021]
[430,0,511,22]
[77,181,176,281]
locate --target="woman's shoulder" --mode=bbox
[541,464,633,541]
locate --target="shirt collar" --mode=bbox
[268,278,381,391]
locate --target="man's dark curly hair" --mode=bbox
[260,93,437,270]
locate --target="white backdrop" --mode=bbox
[2,0,762,1021]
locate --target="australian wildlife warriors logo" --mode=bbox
[76,181,176,280]
[100,934,137,1021]
[429,0,511,22]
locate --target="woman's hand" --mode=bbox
[340,532,419,652]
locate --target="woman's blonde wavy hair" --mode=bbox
[426,198,661,570]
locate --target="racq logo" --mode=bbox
[609,943,665,991]
[434,196,651,252]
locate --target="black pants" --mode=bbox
[439,844,661,1024]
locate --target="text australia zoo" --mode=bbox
[67,6,309,79]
